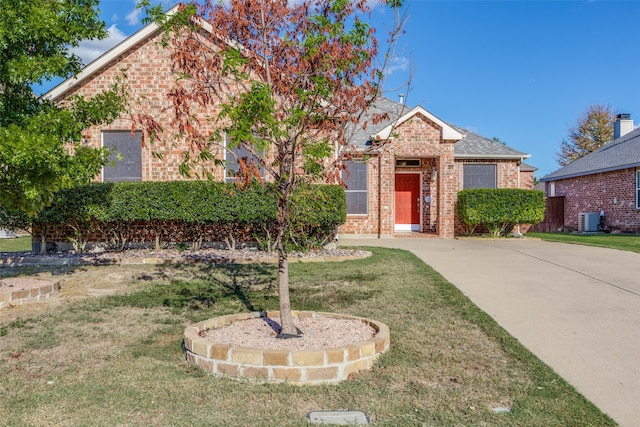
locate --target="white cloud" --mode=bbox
[126,0,154,26]
[71,25,128,65]
[387,55,408,75]
[126,7,142,26]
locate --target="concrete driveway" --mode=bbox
[340,236,640,427]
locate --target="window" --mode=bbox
[103,131,142,182]
[463,164,497,189]
[342,160,368,215]
[547,181,556,197]
[224,137,264,183]
[396,159,421,167]
[636,170,640,209]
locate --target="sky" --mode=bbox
[36,0,640,178]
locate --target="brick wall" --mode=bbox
[54,29,225,182]
[453,159,525,189]
[553,168,640,233]
[338,156,382,236]
[339,113,458,237]
[339,114,527,238]
[54,28,527,239]
[520,170,535,190]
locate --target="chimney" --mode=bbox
[614,113,633,139]
[398,94,404,105]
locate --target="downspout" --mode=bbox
[378,153,382,239]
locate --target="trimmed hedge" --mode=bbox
[28,181,346,251]
[457,188,545,237]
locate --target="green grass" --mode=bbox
[527,231,640,253]
[0,248,615,426]
[0,235,31,252]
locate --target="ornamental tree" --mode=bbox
[0,0,127,216]
[556,103,614,167]
[140,0,405,336]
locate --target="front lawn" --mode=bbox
[527,231,640,253]
[0,248,614,426]
[0,235,31,252]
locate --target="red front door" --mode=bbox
[395,174,420,229]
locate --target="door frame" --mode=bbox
[394,172,422,232]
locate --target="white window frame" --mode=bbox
[342,160,368,215]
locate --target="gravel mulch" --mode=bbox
[201,315,376,351]
[0,247,371,267]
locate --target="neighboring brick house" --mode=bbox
[45,12,534,239]
[541,115,640,233]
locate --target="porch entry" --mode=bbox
[395,173,420,231]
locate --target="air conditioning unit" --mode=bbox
[578,212,599,232]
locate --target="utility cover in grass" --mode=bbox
[307,410,370,425]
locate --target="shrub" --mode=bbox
[288,184,347,249]
[457,188,545,237]
[32,183,113,252]
[30,181,345,251]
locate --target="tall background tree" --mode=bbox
[141,0,405,336]
[556,103,614,167]
[0,0,127,216]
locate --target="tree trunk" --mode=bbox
[154,225,161,252]
[277,249,298,336]
[275,181,299,337]
[39,233,47,255]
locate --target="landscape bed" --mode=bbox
[184,310,390,384]
[0,277,60,309]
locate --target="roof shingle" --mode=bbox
[542,126,640,181]
[350,98,530,160]
[452,126,530,159]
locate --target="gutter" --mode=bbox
[454,153,532,160]
[540,162,640,182]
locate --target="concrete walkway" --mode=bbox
[340,236,640,427]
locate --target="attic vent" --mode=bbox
[578,212,599,232]
[396,159,421,167]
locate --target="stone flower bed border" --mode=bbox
[184,311,391,385]
[0,279,61,309]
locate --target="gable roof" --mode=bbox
[44,6,181,102]
[352,98,530,160]
[43,8,530,164]
[349,97,463,151]
[349,97,404,150]
[373,105,464,142]
[541,126,640,181]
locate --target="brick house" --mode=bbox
[45,11,534,239]
[339,97,534,238]
[540,114,640,233]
